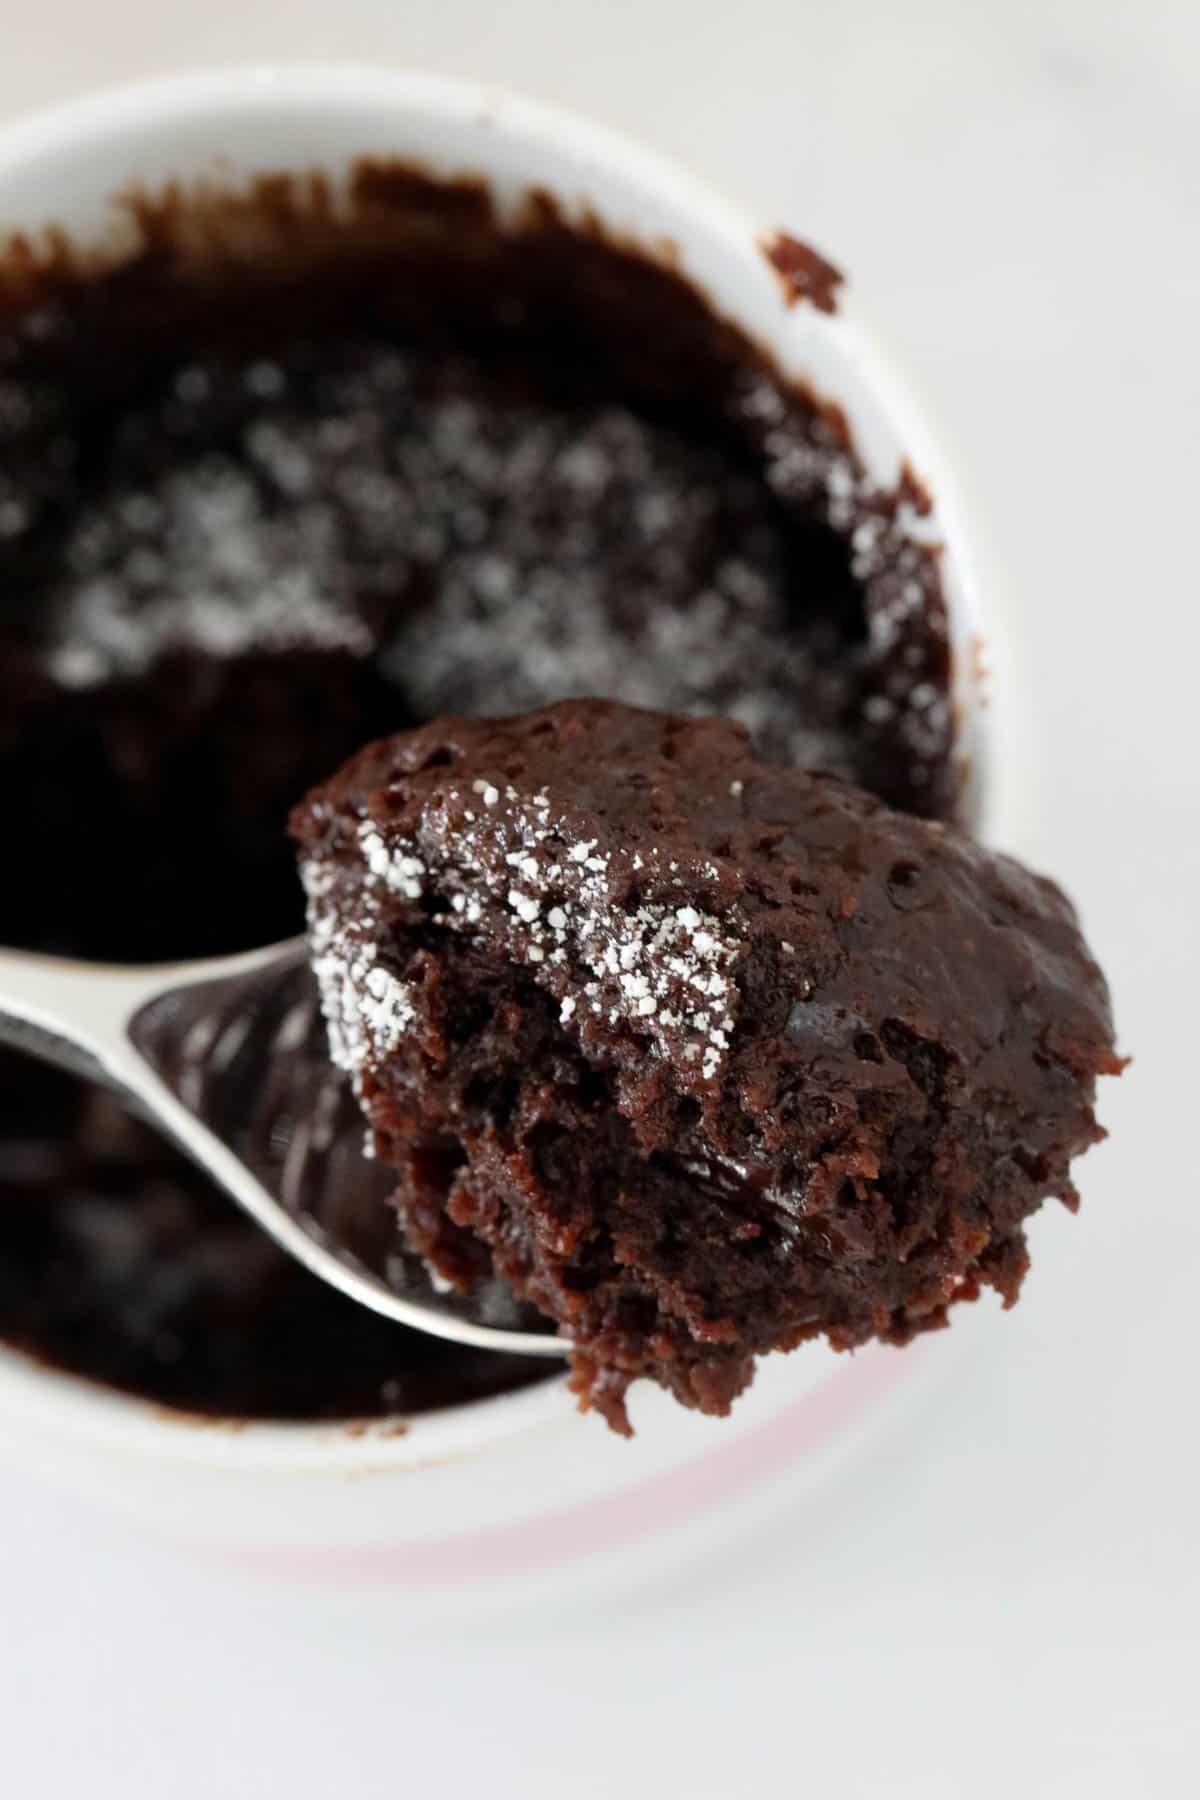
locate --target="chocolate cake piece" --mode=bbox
[292,701,1120,1433]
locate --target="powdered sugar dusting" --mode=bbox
[302,860,414,1083]
[24,339,951,803]
[45,453,373,687]
[305,781,746,1084]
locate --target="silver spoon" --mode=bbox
[0,939,564,1360]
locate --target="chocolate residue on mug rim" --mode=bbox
[761,230,845,314]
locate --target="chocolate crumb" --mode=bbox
[763,231,845,313]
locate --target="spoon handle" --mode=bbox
[0,942,393,1323]
[0,939,566,1355]
[0,949,161,1088]
[0,941,302,1090]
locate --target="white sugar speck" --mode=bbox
[507,888,541,924]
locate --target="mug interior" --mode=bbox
[0,67,988,1473]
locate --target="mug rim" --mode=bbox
[0,64,993,1475]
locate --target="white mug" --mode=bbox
[0,66,995,1582]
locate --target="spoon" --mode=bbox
[0,940,564,1359]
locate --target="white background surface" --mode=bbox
[0,1,1196,1794]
